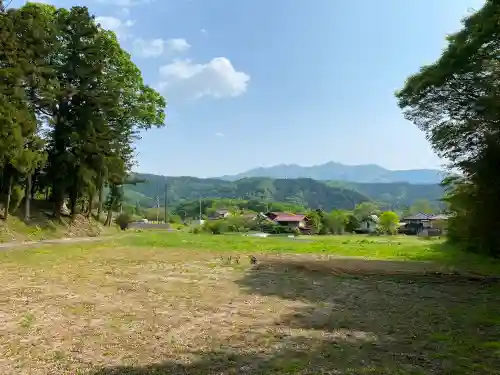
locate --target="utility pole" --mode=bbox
[156,196,160,223]
[163,177,168,224]
[199,196,202,221]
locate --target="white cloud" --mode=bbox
[166,38,191,53]
[133,38,190,58]
[95,16,134,40]
[95,16,122,30]
[133,38,164,58]
[158,57,250,99]
[215,132,224,137]
[200,28,207,34]
[119,8,131,17]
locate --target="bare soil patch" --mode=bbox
[0,246,498,374]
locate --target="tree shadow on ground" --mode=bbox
[91,258,500,375]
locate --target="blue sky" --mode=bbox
[22,0,485,176]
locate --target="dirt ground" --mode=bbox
[0,246,499,374]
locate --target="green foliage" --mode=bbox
[306,210,323,234]
[353,202,379,220]
[202,219,229,235]
[345,214,360,233]
[144,207,162,222]
[378,211,399,235]
[172,198,307,220]
[328,210,349,234]
[124,174,445,215]
[404,199,436,216]
[326,181,445,210]
[396,0,500,255]
[115,213,132,230]
[0,3,166,224]
[9,185,24,213]
[127,175,370,212]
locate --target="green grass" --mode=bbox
[0,238,499,374]
[121,231,500,276]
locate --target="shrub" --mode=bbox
[226,217,250,233]
[378,211,399,235]
[202,220,229,234]
[115,213,132,230]
[345,214,360,233]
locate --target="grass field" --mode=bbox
[1,232,499,374]
[123,232,500,276]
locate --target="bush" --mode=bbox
[378,211,399,235]
[269,225,296,235]
[345,215,360,233]
[226,217,250,233]
[202,220,229,234]
[115,213,132,230]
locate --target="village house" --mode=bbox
[265,212,308,229]
[210,209,231,219]
[356,214,379,234]
[399,212,449,235]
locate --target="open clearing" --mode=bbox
[1,233,500,374]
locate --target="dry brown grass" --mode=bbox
[0,244,499,374]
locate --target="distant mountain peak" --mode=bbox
[220,161,443,184]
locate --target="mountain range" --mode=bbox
[219,162,444,184]
[124,173,445,212]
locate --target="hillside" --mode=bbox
[219,161,444,184]
[126,175,370,211]
[125,174,445,211]
[326,181,445,209]
[0,199,108,243]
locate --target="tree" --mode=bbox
[396,0,500,255]
[328,209,349,234]
[345,214,360,233]
[408,199,434,215]
[0,4,55,219]
[353,202,379,220]
[378,211,399,235]
[0,3,165,227]
[306,210,323,234]
[41,6,164,221]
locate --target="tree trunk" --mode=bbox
[31,169,38,199]
[86,191,94,218]
[4,173,13,220]
[69,184,78,223]
[105,206,113,226]
[52,184,63,219]
[97,181,104,221]
[24,173,32,221]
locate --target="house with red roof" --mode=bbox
[265,212,308,229]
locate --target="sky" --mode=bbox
[19,0,485,176]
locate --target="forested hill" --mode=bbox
[124,174,445,211]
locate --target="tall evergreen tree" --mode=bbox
[0,3,165,224]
